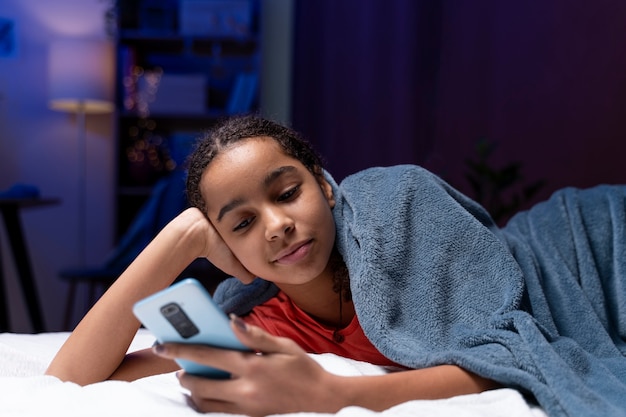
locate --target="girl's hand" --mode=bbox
[153,318,345,417]
[178,208,255,282]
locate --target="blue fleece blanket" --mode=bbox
[214,165,626,417]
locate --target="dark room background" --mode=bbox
[291,0,626,222]
[1,0,626,332]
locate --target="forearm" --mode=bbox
[46,212,206,385]
[325,365,499,412]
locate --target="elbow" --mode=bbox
[44,365,104,386]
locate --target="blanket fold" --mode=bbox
[215,165,626,417]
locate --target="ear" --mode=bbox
[317,175,336,209]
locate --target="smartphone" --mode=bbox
[132,278,250,379]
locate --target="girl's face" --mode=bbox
[200,137,337,289]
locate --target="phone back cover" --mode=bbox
[133,278,248,377]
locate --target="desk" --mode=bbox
[0,198,60,332]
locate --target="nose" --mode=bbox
[263,206,294,240]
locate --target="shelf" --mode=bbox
[119,29,258,43]
[113,0,261,238]
[118,113,224,134]
[119,32,258,57]
[119,109,226,120]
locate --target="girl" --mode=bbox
[46,116,626,417]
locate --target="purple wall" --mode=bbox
[292,0,626,219]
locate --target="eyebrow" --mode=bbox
[215,165,298,222]
[263,165,297,187]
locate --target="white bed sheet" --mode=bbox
[0,330,547,417]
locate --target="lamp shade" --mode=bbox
[48,39,115,114]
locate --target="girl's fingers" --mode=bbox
[152,320,302,376]
[178,372,240,405]
[152,342,246,376]
[153,319,334,416]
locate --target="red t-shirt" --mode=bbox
[242,291,399,367]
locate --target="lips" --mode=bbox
[274,240,313,265]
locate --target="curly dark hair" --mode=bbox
[186,115,325,215]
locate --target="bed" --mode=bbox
[0,330,546,417]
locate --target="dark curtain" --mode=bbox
[291,0,443,182]
[290,0,626,218]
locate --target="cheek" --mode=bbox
[225,238,264,270]
[313,200,336,241]
[318,192,336,223]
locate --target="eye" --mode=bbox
[233,216,255,232]
[277,185,300,202]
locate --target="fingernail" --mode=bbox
[152,342,166,355]
[229,313,247,332]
